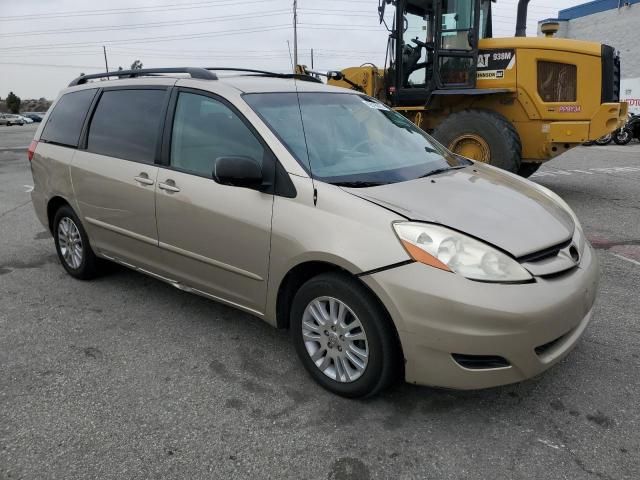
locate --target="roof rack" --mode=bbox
[205,68,323,84]
[68,67,217,87]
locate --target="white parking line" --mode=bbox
[611,253,640,267]
[532,166,640,178]
[0,146,29,151]
[23,185,34,193]
[537,438,563,450]
[566,169,594,175]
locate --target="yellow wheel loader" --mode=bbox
[310,0,627,177]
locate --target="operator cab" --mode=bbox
[383,0,492,106]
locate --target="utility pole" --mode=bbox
[311,48,314,69]
[293,0,298,72]
[102,46,109,72]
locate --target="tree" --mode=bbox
[130,60,143,70]
[6,91,21,114]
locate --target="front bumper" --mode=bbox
[361,242,599,389]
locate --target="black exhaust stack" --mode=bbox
[515,0,530,37]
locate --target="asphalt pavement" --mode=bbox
[1,124,639,479]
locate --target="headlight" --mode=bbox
[393,222,532,282]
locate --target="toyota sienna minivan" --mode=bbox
[28,68,599,398]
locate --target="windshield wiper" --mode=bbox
[332,180,388,188]
[419,165,467,178]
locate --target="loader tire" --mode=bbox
[517,162,542,178]
[432,109,522,173]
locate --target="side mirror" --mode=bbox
[213,156,264,189]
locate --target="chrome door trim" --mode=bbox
[158,241,263,281]
[85,216,158,246]
[98,252,263,316]
[174,283,263,316]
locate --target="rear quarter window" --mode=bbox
[41,89,97,147]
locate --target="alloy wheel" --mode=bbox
[301,296,369,383]
[57,217,83,269]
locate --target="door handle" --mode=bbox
[158,181,180,193]
[134,174,155,186]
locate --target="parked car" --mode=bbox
[23,113,44,123]
[20,115,34,124]
[0,113,25,126]
[28,68,599,398]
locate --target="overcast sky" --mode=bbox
[1,0,585,99]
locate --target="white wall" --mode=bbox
[622,77,640,115]
[562,3,640,79]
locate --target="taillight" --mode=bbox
[27,140,38,161]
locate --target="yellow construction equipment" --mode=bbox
[303,0,627,177]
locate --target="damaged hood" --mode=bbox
[344,164,575,258]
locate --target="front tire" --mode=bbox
[613,128,632,145]
[433,109,522,173]
[518,162,542,178]
[53,205,101,279]
[290,273,400,398]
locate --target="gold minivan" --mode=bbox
[29,68,598,397]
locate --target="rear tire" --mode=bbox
[517,162,542,178]
[290,272,400,398]
[433,109,522,173]
[595,133,612,146]
[53,205,101,280]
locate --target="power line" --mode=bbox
[298,23,385,30]
[0,46,304,58]
[0,0,280,22]
[0,61,104,69]
[0,25,292,51]
[0,10,290,38]
[0,59,294,70]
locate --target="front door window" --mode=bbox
[170,92,265,177]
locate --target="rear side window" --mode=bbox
[41,89,97,147]
[87,89,166,163]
